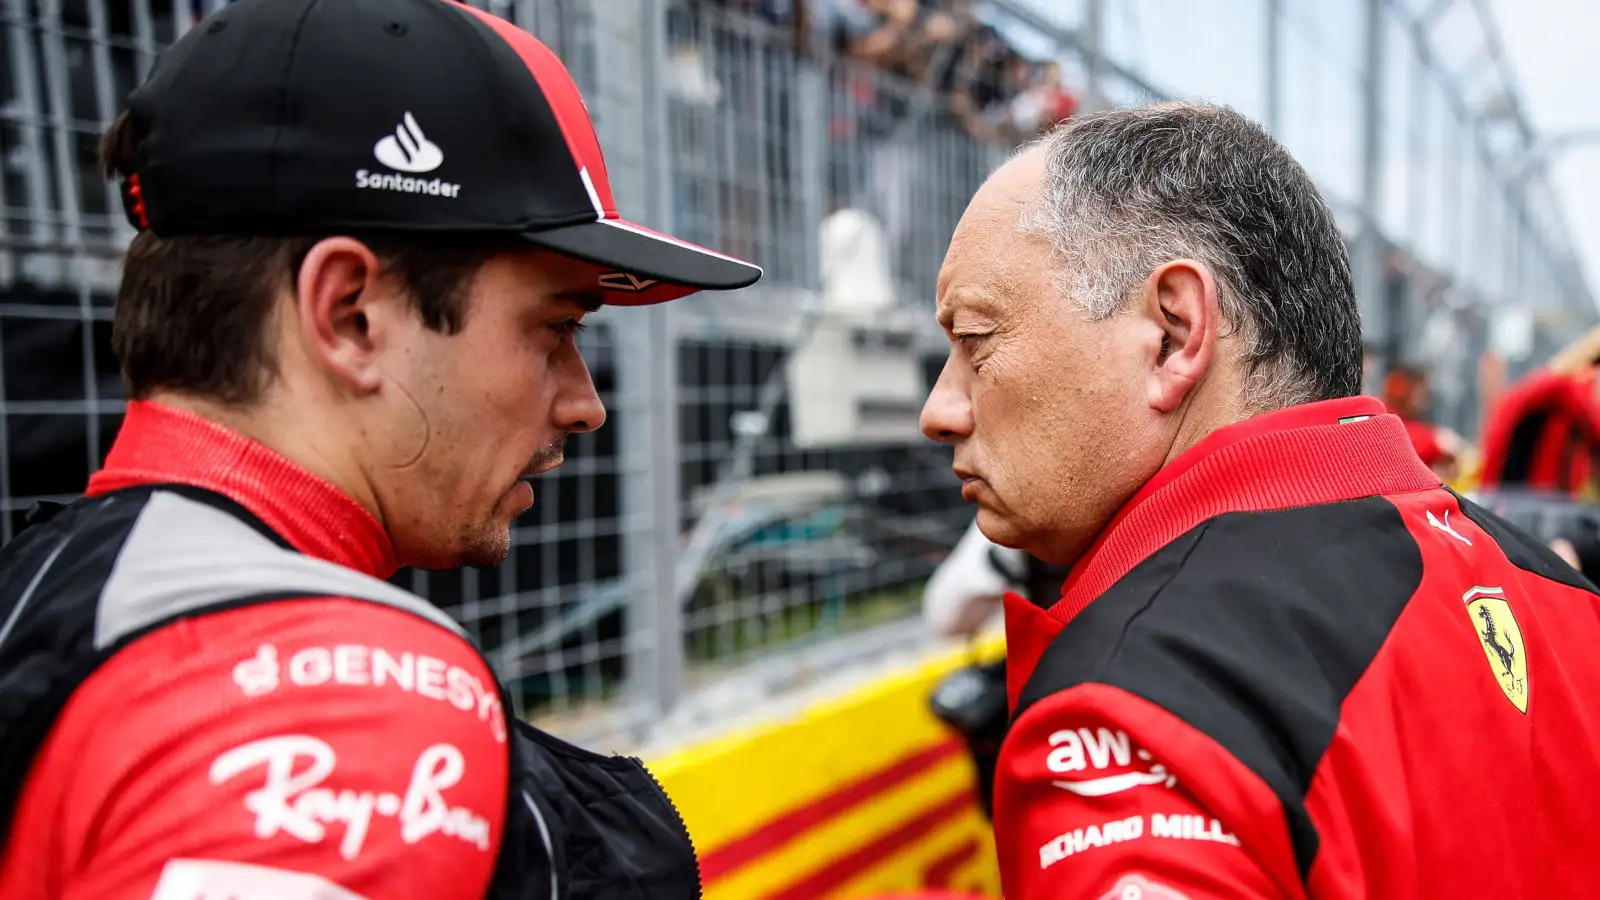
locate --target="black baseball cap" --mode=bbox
[118,0,762,304]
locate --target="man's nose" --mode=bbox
[920,356,973,444]
[555,352,607,435]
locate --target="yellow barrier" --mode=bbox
[649,636,1006,899]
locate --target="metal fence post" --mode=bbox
[1354,0,1388,363]
[795,57,825,292]
[6,0,57,285]
[1263,0,1283,137]
[1080,0,1105,114]
[606,0,685,725]
[1406,42,1427,254]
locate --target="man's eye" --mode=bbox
[956,333,987,352]
[553,320,587,341]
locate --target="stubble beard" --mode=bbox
[459,528,513,569]
[457,435,568,569]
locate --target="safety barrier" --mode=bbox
[649,635,1007,900]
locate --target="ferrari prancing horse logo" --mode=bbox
[1462,586,1528,714]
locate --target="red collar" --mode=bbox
[87,400,396,578]
[1002,396,1439,709]
[1051,396,1436,622]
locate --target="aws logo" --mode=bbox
[1045,725,1177,797]
[1463,586,1528,714]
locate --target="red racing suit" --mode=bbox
[995,396,1600,899]
[0,402,509,899]
[1477,367,1600,493]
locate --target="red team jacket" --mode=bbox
[995,396,1600,899]
[0,403,508,899]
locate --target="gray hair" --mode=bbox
[1017,102,1364,409]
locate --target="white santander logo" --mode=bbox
[373,112,443,174]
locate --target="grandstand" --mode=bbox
[2,0,1594,760]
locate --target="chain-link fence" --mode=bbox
[3,0,1594,751]
[0,0,1006,750]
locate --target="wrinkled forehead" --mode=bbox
[937,225,1050,327]
[937,147,1049,318]
[935,280,1011,328]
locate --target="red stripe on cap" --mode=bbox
[447,1,617,216]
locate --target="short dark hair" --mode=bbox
[1021,102,1364,408]
[101,110,499,405]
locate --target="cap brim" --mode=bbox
[521,217,762,305]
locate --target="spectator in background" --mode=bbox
[735,0,813,47]
[950,46,1078,144]
[899,0,975,82]
[702,0,1080,287]
[947,26,1022,141]
[821,0,917,213]
[616,0,1082,238]
[824,0,977,284]
[1005,60,1079,138]
[822,0,920,68]
[1385,365,1466,483]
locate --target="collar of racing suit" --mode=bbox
[86,399,397,579]
[1002,395,1440,709]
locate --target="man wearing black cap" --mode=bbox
[0,1,759,898]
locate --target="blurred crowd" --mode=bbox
[666,0,1080,289]
[813,0,1079,144]
[691,0,1080,143]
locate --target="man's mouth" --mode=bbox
[953,466,982,501]
[520,460,562,482]
[520,436,569,482]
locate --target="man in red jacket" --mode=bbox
[0,1,758,898]
[921,102,1600,899]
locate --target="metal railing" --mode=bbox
[2,0,1593,750]
[0,0,1001,749]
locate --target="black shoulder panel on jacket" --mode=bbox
[0,485,311,848]
[1452,490,1599,594]
[0,491,141,848]
[1015,497,1425,883]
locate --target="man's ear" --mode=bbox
[1141,259,1218,413]
[294,237,390,395]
